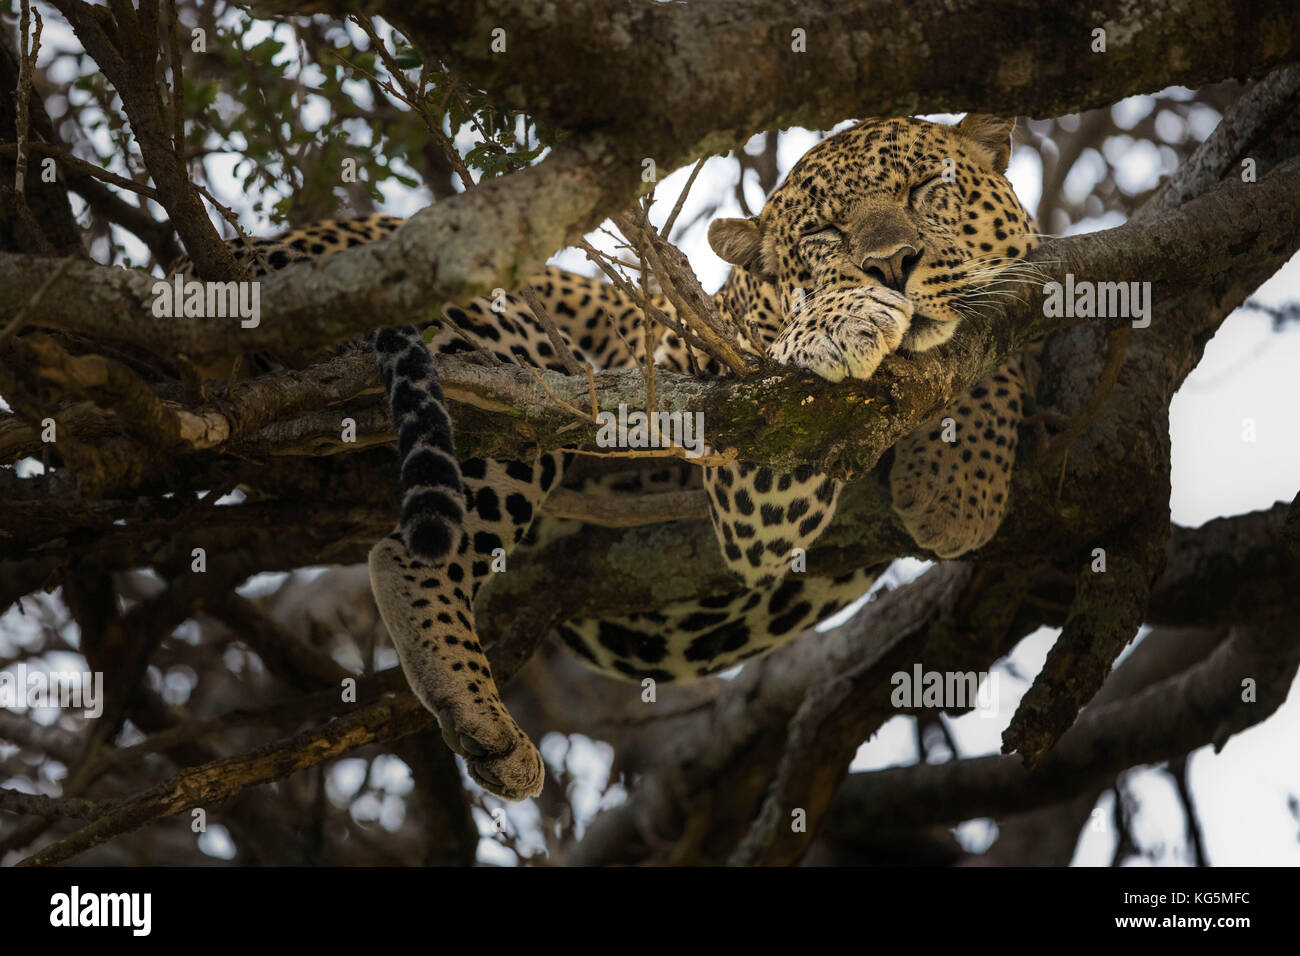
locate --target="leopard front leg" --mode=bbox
[703,281,900,584]
[705,462,841,587]
[889,355,1030,558]
[369,453,566,800]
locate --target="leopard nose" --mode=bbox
[861,246,921,291]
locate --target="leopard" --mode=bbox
[175,113,1040,802]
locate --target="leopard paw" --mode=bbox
[889,362,1027,558]
[892,492,1001,559]
[889,421,1013,559]
[368,533,544,801]
[434,703,544,800]
[770,286,913,381]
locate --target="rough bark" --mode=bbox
[260,0,1300,169]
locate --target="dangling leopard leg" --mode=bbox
[889,354,1030,557]
[369,453,566,800]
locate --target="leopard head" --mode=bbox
[709,115,1036,381]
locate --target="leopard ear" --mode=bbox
[957,113,1015,173]
[709,217,765,271]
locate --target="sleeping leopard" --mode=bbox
[177,114,1039,800]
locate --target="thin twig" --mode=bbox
[661,155,708,239]
[17,693,433,866]
[192,182,265,275]
[8,0,50,252]
[639,249,658,412]
[347,16,475,191]
[585,364,599,419]
[615,208,754,375]
[525,364,597,422]
[567,445,737,467]
[0,788,116,820]
[577,238,720,363]
[445,316,504,365]
[519,285,585,375]
[0,143,160,201]
[14,0,42,194]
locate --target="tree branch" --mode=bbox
[828,617,1299,830]
[263,0,1300,176]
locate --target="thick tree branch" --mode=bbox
[1002,504,1168,766]
[49,0,244,279]
[820,625,1223,861]
[828,617,1299,830]
[253,0,1300,174]
[3,154,1298,496]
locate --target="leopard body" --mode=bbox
[176,115,1039,799]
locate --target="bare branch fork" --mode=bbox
[613,205,757,375]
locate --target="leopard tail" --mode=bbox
[371,325,464,563]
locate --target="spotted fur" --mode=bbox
[181,115,1040,799]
